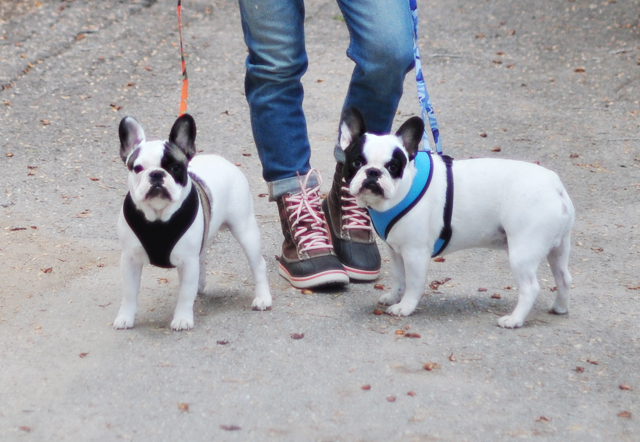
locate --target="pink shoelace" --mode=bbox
[340,183,373,232]
[283,169,333,254]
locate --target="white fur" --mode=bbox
[114,150,272,331]
[350,134,575,329]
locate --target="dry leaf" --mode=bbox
[258,193,268,198]
[491,147,502,152]
[433,257,445,263]
[79,353,88,358]
[569,153,579,159]
[301,289,313,295]
[220,425,241,431]
[374,283,385,290]
[620,384,632,391]
[386,396,396,402]
[423,362,441,371]
[19,426,31,432]
[478,287,488,292]
[574,67,586,73]
[373,309,383,315]
[216,340,229,345]
[6,152,14,157]
[575,366,585,373]
[587,359,598,365]
[449,353,457,362]
[492,59,503,64]
[404,333,421,338]
[41,119,50,125]
[144,66,153,71]
[618,411,632,419]
[407,391,416,396]
[395,329,405,336]
[41,267,53,274]
[178,403,189,412]
[626,286,640,290]
[291,333,304,340]
[90,177,100,181]
[361,384,371,390]
[479,132,488,138]
[158,278,169,284]
[242,153,252,157]
[476,33,485,39]
[535,416,551,423]
[491,293,501,299]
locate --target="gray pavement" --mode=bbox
[1,0,639,440]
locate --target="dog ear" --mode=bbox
[119,116,146,163]
[338,107,367,151]
[395,116,424,161]
[169,113,197,160]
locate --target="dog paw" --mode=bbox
[549,303,568,315]
[170,316,194,331]
[113,314,135,329]
[252,295,272,311]
[497,315,524,329]
[386,301,417,317]
[379,291,401,306]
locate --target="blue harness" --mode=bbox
[368,151,454,257]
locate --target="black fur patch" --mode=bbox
[384,148,408,179]
[126,148,141,171]
[161,142,190,187]
[342,134,368,185]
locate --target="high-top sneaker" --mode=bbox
[276,169,349,289]
[322,162,381,280]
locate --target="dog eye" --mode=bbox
[133,165,144,174]
[388,164,398,173]
[171,164,181,173]
[352,159,362,168]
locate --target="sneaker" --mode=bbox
[322,162,381,281]
[276,169,349,289]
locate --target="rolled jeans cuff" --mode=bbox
[268,173,319,201]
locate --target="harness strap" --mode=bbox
[432,155,454,257]
[189,172,212,253]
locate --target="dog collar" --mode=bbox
[123,184,199,268]
[368,151,454,257]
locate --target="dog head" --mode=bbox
[119,114,197,219]
[338,107,424,208]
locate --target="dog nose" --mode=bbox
[366,168,381,179]
[149,170,165,184]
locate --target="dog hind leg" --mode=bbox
[498,245,542,328]
[547,232,572,315]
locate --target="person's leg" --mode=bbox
[324,0,415,280]
[239,0,347,288]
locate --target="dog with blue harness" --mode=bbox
[338,107,575,328]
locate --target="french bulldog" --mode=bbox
[338,107,575,328]
[114,113,272,331]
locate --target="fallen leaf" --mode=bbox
[178,403,189,412]
[19,426,31,432]
[404,333,421,338]
[373,309,383,315]
[423,362,441,371]
[258,193,268,198]
[301,289,313,295]
[10,227,27,231]
[429,277,451,290]
[509,29,516,35]
[535,416,551,423]
[41,119,50,125]
[395,329,405,336]
[144,66,153,71]
[126,82,135,87]
[79,353,88,358]
[626,286,640,291]
[291,333,304,340]
[361,384,371,390]
[407,391,416,396]
[587,359,598,365]
[6,152,14,157]
[574,67,586,73]
[618,411,632,419]
[158,278,169,284]
[216,340,229,345]
[449,353,457,362]
[550,287,558,292]
[374,283,385,290]
[591,247,604,252]
[491,293,501,299]
[491,147,502,152]
[90,177,100,181]
[620,384,632,391]
[433,257,446,263]
[242,153,252,157]
[220,425,241,431]
[478,287,488,292]
[386,396,396,402]
[235,163,241,167]
[569,153,579,159]
[476,33,485,39]
[492,59,503,64]
[41,267,53,274]
[479,132,488,138]
[575,366,585,373]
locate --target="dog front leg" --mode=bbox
[114,253,143,329]
[379,244,405,306]
[171,258,200,331]
[387,249,429,316]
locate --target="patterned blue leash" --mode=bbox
[410,0,442,155]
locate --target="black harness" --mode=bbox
[123,173,212,268]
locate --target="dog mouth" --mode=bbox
[360,178,384,196]
[145,185,172,200]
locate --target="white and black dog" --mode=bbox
[114,114,272,331]
[339,107,574,328]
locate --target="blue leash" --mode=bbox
[410,0,442,155]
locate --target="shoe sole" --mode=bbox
[278,263,349,289]
[343,265,380,281]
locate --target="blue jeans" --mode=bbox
[239,0,415,198]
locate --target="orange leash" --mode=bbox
[177,0,188,115]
